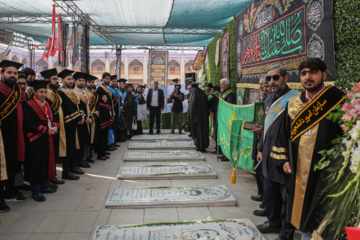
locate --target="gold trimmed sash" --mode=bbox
[290,86,345,141]
[0,84,21,121]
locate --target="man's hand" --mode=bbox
[120,106,123,111]
[86,118,93,125]
[160,108,163,111]
[283,162,292,174]
[257,151,262,162]
[78,116,85,125]
[48,127,57,135]
[252,124,263,134]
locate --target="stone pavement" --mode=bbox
[0,133,301,240]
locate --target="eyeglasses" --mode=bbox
[17,82,27,85]
[265,75,283,81]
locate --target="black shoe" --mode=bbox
[16,184,31,191]
[113,144,120,147]
[46,180,59,190]
[79,161,91,168]
[0,199,10,213]
[32,193,46,202]
[105,151,111,155]
[42,187,57,194]
[108,146,116,151]
[72,167,84,175]
[86,158,95,163]
[4,189,26,202]
[256,222,281,233]
[259,202,265,209]
[253,209,267,217]
[220,156,229,161]
[217,154,224,159]
[62,173,80,180]
[157,131,161,134]
[211,151,217,154]
[196,148,206,152]
[188,134,193,137]
[149,130,153,134]
[171,131,175,134]
[50,177,65,185]
[251,194,263,202]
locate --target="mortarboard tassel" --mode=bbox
[230,169,236,184]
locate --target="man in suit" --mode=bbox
[146,80,164,134]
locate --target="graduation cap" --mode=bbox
[73,72,96,81]
[85,75,98,81]
[117,78,127,84]
[32,80,48,90]
[213,85,220,91]
[172,78,179,84]
[40,68,58,79]
[206,83,213,88]
[0,60,23,70]
[110,74,117,80]
[190,82,200,87]
[57,69,74,79]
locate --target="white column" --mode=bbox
[181,57,185,84]
[125,56,129,79]
[143,57,147,84]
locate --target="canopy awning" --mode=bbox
[0,0,252,46]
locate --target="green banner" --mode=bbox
[217,99,255,173]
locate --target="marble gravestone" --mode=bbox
[131,134,191,141]
[123,150,205,162]
[92,219,265,240]
[105,185,236,208]
[116,164,217,180]
[128,140,196,150]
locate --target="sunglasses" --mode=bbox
[265,75,283,81]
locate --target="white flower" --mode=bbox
[342,138,353,150]
[349,122,360,141]
[342,150,351,158]
[349,165,359,174]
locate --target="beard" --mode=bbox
[304,79,324,92]
[49,82,59,90]
[3,76,16,86]
[270,81,286,95]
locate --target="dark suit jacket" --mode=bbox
[146,88,164,109]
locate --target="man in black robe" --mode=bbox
[256,65,298,239]
[208,85,220,155]
[123,83,137,138]
[58,69,83,180]
[84,77,100,162]
[188,82,209,152]
[23,80,58,202]
[42,68,65,186]
[109,75,121,148]
[73,72,93,169]
[96,72,114,159]
[218,78,236,161]
[117,79,128,141]
[0,60,25,212]
[270,58,345,240]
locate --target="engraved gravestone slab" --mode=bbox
[131,134,191,141]
[116,164,217,180]
[128,141,196,150]
[105,185,236,208]
[93,219,265,240]
[123,150,205,162]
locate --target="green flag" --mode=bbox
[217,98,255,179]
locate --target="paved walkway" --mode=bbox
[0,134,300,240]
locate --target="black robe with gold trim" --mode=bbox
[270,87,344,235]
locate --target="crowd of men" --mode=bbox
[0,60,156,210]
[0,57,344,240]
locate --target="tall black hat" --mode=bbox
[57,69,74,79]
[110,74,117,80]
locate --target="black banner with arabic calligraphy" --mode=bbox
[236,0,335,84]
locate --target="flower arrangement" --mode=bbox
[315,83,360,238]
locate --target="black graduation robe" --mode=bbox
[118,89,128,141]
[135,94,145,135]
[123,91,137,137]
[23,99,56,184]
[188,86,209,150]
[74,88,91,147]
[270,86,344,235]
[58,87,82,157]
[0,81,26,181]
[46,89,62,159]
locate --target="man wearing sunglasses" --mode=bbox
[256,65,298,240]
[270,58,345,240]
